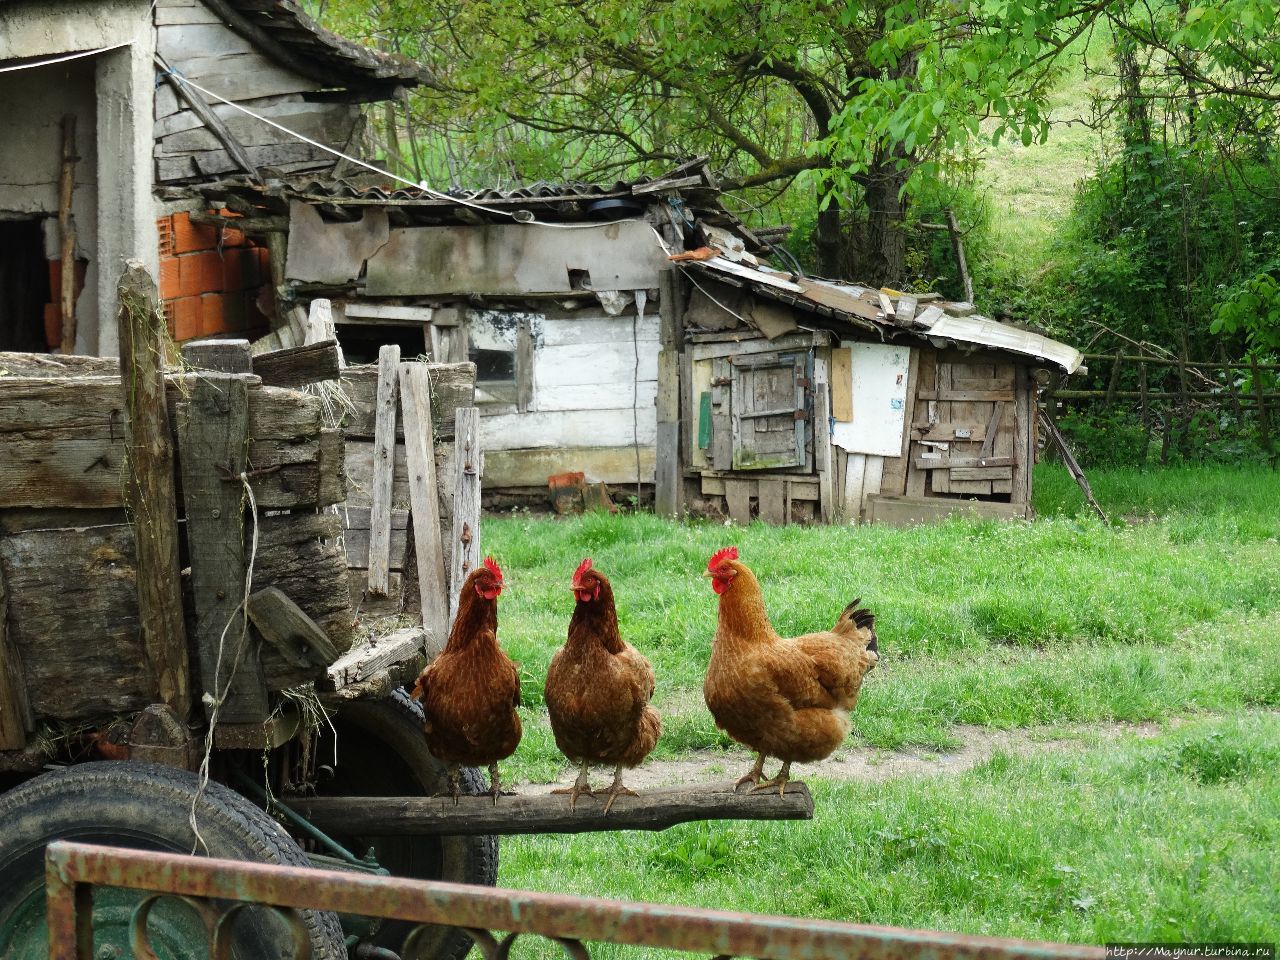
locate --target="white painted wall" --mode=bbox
[468,308,660,485]
[0,0,157,356]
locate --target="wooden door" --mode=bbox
[912,357,1017,496]
[729,351,810,470]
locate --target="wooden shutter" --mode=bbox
[729,351,810,470]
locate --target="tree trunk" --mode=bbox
[814,184,844,278]
[848,161,909,285]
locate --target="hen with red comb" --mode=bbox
[545,558,661,812]
[410,557,521,804]
[702,547,879,795]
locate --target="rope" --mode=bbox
[189,472,261,854]
[0,43,131,73]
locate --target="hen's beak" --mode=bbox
[701,570,714,579]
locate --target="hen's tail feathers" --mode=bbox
[833,598,878,653]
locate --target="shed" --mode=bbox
[201,165,1080,521]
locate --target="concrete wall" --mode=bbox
[0,0,156,356]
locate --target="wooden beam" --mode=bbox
[0,564,33,750]
[398,362,450,652]
[182,338,253,373]
[176,373,270,725]
[246,586,339,671]
[367,344,401,597]
[251,339,341,388]
[290,780,814,837]
[448,407,482,623]
[325,626,425,691]
[118,261,190,720]
[155,55,260,180]
[57,114,78,354]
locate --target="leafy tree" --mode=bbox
[315,0,1106,284]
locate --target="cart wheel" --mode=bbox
[318,688,499,960]
[0,761,345,960]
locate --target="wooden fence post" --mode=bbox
[58,115,78,354]
[118,261,190,720]
[399,362,450,653]
[655,268,683,519]
[367,344,401,597]
[177,342,269,727]
[449,407,482,624]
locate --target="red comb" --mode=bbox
[708,546,738,571]
[483,556,502,581]
[573,557,593,582]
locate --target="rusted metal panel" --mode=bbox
[47,841,1104,960]
[364,220,670,297]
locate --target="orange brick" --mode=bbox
[158,257,181,300]
[201,250,225,291]
[221,224,246,247]
[199,293,227,336]
[156,216,176,258]
[173,211,218,254]
[220,247,245,292]
[170,297,201,342]
[177,253,206,298]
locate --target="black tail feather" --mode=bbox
[838,598,878,652]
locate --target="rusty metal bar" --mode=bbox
[47,842,1103,960]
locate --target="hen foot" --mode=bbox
[750,761,793,798]
[488,762,503,806]
[601,765,639,814]
[734,753,767,792]
[550,761,593,810]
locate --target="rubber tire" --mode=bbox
[318,689,498,960]
[0,761,346,960]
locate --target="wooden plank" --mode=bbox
[895,294,918,325]
[176,373,270,725]
[399,362,450,653]
[341,507,408,570]
[251,512,353,655]
[655,349,681,518]
[292,781,814,837]
[949,479,994,494]
[156,54,259,179]
[339,362,474,441]
[700,475,819,500]
[830,347,853,422]
[913,456,1013,469]
[516,317,534,414]
[757,478,785,525]
[950,466,1014,481]
[344,303,436,322]
[118,261,190,720]
[367,345,401,598]
[918,389,1016,402]
[449,408,482,622]
[905,349,936,498]
[866,494,1025,526]
[813,383,834,523]
[690,331,824,363]
[861,455,884,519]
[931,362,953,494]
[325,627,425,690]
[246,586,339,687]
[843,453,867,521]
[979,401,1005,459]
[879,347,919,497]
[251,339,341,388]
[724,478,752,524]
[0,564,32,749]
[1012,368,1032,510]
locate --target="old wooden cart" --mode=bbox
[0,271,808,960]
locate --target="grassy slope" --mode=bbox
[487,464,1280,778]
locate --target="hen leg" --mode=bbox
[734,753,767,792]
[551,759,594,810]
[752,760,793,797]
[488,762,503,806]
[600,763,640,815]
[446,763,462,805]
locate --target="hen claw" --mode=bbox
[600,780,639,815]
[734,754,767,792]
[550,783,594,810]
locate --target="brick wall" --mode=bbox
[156,211,272,342]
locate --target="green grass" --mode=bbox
[498,713,1280,951]
[480,464,1279,946]
[487,464,1280,774]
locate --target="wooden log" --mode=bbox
[399,362,450,652]
[0,351,118,377]
[449,408,482,622]
[367,344,401,597]
[0,564,33,749]
[117,261,190,720]
[176,373,270,725]
[57,114,78,354]
[291,780,814,837]
[251,339,341,388]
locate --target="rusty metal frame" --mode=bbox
[46,841,1104,960]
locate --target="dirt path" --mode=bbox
[532,718,1175,791]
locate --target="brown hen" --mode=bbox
[545,559,662,812]
[410,556,522,804]
[703,546,878,795]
